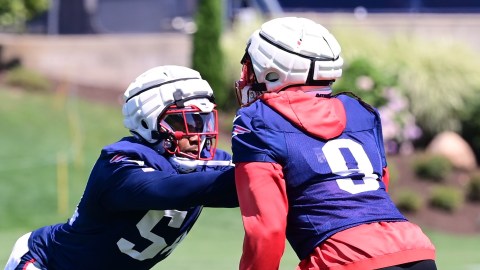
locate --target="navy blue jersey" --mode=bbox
[232,93,406,259]
[27,137,236,270]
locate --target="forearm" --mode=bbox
[236,162,288,270]
[104,168,236,210]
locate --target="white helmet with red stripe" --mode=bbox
[122,65,218,161]
[235,17,343,105]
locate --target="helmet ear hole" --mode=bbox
[265,72,279,82]
[141,120,148,129]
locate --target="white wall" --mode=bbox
[0,33,191,92]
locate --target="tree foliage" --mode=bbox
[334,28,480,137]
[192,0,228,109]
[0,0,49,29]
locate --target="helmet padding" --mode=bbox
[122,65,215,144]
[245,17,343,94]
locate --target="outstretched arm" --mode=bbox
[236,161,288,270]
[102,163,237,211]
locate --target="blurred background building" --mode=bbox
[27,0,480,35]
[2,0,480,98]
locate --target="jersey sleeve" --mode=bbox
[382,166,390,192]
[197,148,234,172]
[235,162,288,270]
[213,148,232,161]
[232,111,277,164]
[232,107,289,269]
[99,158,238,211]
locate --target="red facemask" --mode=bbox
[159,105,218,160]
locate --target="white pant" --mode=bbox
[4,232,41,270]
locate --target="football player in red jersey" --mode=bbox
[232,17,437,270]
[5,65,237,270]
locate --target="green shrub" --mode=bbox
[413,154,452,182]
[466,174,480,202]
[395,189,423,213]
[192,0,228,110]
[333,56,393,107]
[333,27,480,148]
[459,95,480,163]
[336,28,480,136]
[222,14,263,113]
[3,67,52,92]
[0,0,49,30]
[429,186,463,212]
[222,19,480,148]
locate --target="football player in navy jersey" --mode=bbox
[5,65,237,270]
[232,17,437,270]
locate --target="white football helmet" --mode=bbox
[122,65,218,161]
[235,17,344,105]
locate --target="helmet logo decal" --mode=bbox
[297,28,304,47]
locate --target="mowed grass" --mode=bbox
[1,88,479,270]
[0,88,129,229]
[2,213,480,270]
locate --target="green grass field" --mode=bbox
[1,88,480,270]
[2,211,480,270]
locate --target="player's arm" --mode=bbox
[382,166,390,192]
[196,148,234,172]
[102,164,238,211]
[212,149,234,171]
[235,161,288,270]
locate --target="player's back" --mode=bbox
[234,93,406,259]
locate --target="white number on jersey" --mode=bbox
[117,209,188,261]
[323,139,380,194]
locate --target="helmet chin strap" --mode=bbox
[152,142,167,154]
